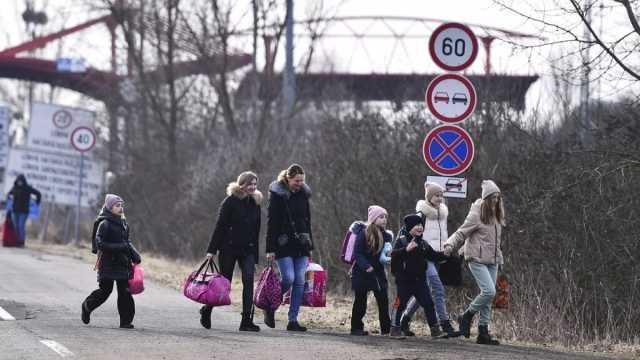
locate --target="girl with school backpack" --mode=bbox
[349,205,394,336]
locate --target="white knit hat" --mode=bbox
[424,182,445,202]
[481,180,500,199]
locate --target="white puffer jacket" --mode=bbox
[416,200,448,252]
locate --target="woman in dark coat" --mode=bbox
[264,164,313,332]
[200,171,263,332]
[350,205,393,336]
[81,194,141,329]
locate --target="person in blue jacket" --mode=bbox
[350,205,394,336]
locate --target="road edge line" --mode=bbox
[40,340,74,358]
[0,306,16,321]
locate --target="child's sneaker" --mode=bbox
[429,324,443,338]
[389,326,406,339]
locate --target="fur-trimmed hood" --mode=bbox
[226,182,263,205]
[416,200,448,220]
[269,180,311,200]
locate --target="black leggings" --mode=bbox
[351,288,391,333]
[84,279,134,325]
[206,252,256,316]
[395,279,438,327]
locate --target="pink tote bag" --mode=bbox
[283,262,327,308]
[254,263,282,311]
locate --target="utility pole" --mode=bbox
[579,0,593,147]
[283,0,295,114]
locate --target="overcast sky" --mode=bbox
[0,0,635,113]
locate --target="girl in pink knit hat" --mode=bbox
[349,205,395,337]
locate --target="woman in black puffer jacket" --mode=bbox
[81,194,141,329]
[200,171,263,332]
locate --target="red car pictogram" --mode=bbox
[434,91,450,104]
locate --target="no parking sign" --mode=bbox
[423,125,474,176]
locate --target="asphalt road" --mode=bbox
[0,246,621,360]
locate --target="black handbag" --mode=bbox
[438,255,463,287]
[281,199,312,250]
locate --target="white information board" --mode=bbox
[3,147,104,207]
[27,103,95,156]
[426,175,468,199]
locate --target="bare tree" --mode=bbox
[493,0,640,82]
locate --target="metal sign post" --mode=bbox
[70,126,96,245]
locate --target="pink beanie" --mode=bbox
[367,205,387,224]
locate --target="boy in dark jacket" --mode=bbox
[390,214,447,337]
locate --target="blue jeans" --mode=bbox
[467,262,498,326]
[277,256,308,322]
[404,261,449,322]
[12,212,28,245]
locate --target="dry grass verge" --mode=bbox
[27,240,639,359]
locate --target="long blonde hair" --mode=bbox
[365,223,384,254]
[480,194,506,225]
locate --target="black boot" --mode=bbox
[263,309,275,328]
[399,316,415,337]
[199,305,212,329]
[286,321,307,332]
[440,320,461,338]
[457,310,476,338]
[239,313,260,332]
[429,324,443,338]
[477,325,500,345]
[81,301,90,324]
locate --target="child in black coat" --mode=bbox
[390,214,447,337]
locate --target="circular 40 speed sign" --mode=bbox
[70,126,96,153]
[429,23,478,71]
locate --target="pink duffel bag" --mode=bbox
[283,262,327,308]
[128,263,144,295]
[254,263,282,311]
[183,259,231,307]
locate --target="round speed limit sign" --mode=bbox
[429,23,478,71]
[70,126,96,153]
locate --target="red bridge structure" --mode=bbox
[0,12,539,109]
